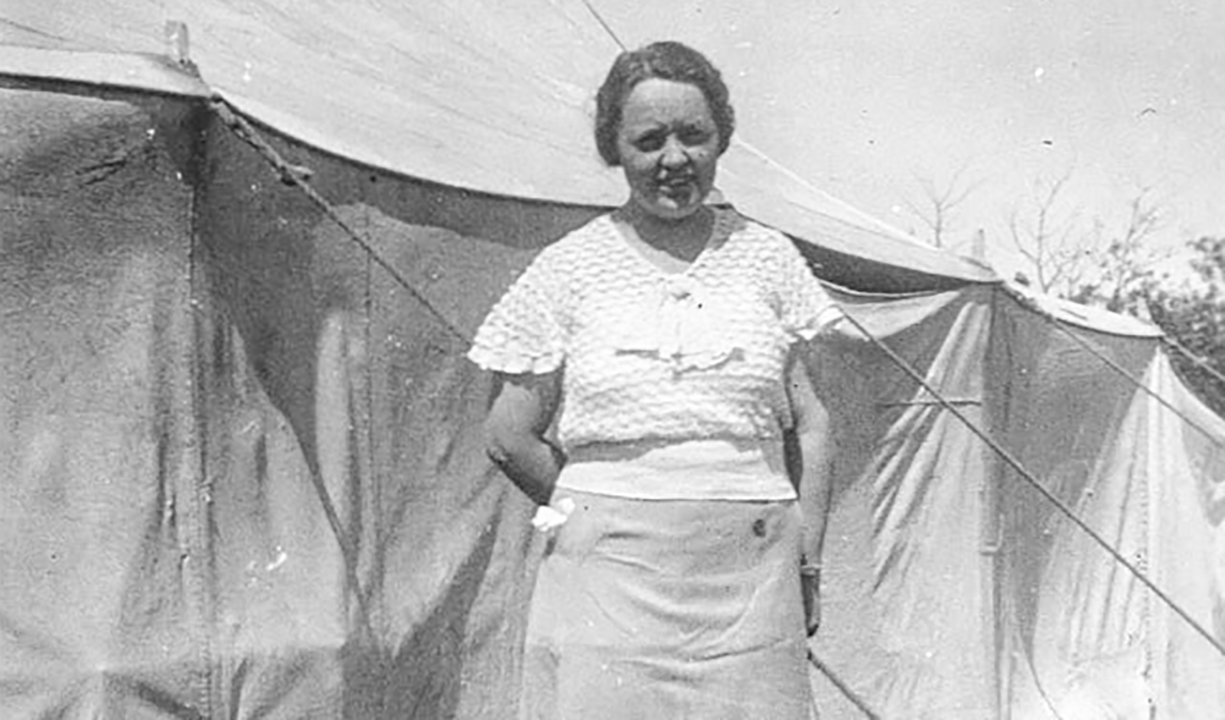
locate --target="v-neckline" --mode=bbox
[609,209,725,277]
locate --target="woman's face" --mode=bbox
[615,78,721,222]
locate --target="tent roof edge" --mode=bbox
[1002,283,1165,339]
[0,43,211,98]
[213,89,619,214]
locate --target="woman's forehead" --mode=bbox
[620,79,714,129]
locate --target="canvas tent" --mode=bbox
[2,3,1224,718]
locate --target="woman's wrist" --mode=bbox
[799,559,822,577]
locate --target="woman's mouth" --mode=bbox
[657,175,696,198]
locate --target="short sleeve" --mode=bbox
[468,247,571,374]
[774,235,844,341]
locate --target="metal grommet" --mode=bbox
[752,518,767,537]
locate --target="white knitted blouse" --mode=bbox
[468,208,842,455]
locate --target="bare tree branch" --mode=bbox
[904,158,983,248]
[1007,167,1088,294]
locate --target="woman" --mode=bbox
[468,41,843,719]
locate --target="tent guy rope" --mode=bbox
[807,650,883,720]
[579,0,626,50]
[1161,333,1225,397]
[207,95,452,656]
[207,95,471,348]
[1000,289,1225,454]
[837,309,1225,662]
[1012,293,1225,455]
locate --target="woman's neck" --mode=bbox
[616,204,714,264]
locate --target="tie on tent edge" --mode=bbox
[835,309,1225,664]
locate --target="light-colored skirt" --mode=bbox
[520,490,815,720]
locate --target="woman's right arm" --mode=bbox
[483,370,565,506]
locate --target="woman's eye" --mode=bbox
[633,134,665,152]
[680,129,711,146]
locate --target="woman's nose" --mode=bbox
[659,137,688,167]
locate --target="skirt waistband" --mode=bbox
[557,438,796,501]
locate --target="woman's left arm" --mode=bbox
[783,344,836,637]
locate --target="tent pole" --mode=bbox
[983,287,1007,720]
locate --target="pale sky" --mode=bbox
[598,0,1225,281]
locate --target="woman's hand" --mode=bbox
[801,566,821,637]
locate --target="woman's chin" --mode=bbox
[635,194,705,222]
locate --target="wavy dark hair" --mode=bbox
[594,41,735,166]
